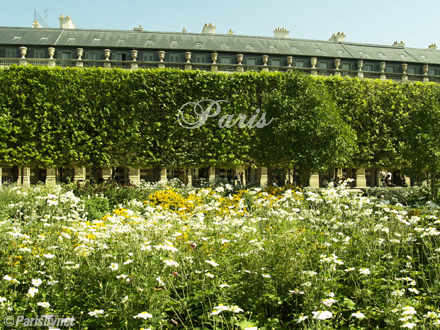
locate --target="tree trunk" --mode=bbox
[300,169,310,187]
[430,172,437,201]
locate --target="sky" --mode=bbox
[1,0,440,49]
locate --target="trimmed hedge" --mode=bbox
[1,66,440,177]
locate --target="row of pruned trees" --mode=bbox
[1,66,440,195]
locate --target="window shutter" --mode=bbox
[6,49,17,58]
[144,53,154,61]
[247,58,256,66]
[386,66,395,73]
[271,59,281,67]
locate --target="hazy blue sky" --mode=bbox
[1,0,439,49]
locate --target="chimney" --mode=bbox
[227,29,234,35]
[273,27,289,38]
[32,21,42,29]
[428,43,437,50]
[59,14,76,29]
[182,27,187,33]
[134,25,143,31]
[202,23,216,34]
[329,32,345,43]
[392,41,405,47]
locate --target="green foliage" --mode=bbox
[83,196,111,221]
[361,186,431,205]
[255,72,357,185]
[2,183,440,329]
[399,83,440,200]
[2,66,440,186]
[65,180,162,208]
[0,67,282,170]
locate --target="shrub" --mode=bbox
[361,186,431,205]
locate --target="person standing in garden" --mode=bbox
[379,169,387,186]
[179,170,188,186]
[235,173,241,187]
[387,170,393,184]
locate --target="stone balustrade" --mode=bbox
[0,46,435,83]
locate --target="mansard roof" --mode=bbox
[1,26,439,64]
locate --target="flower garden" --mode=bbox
[0,181,440,329]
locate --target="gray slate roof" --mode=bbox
[1,26,438,64]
